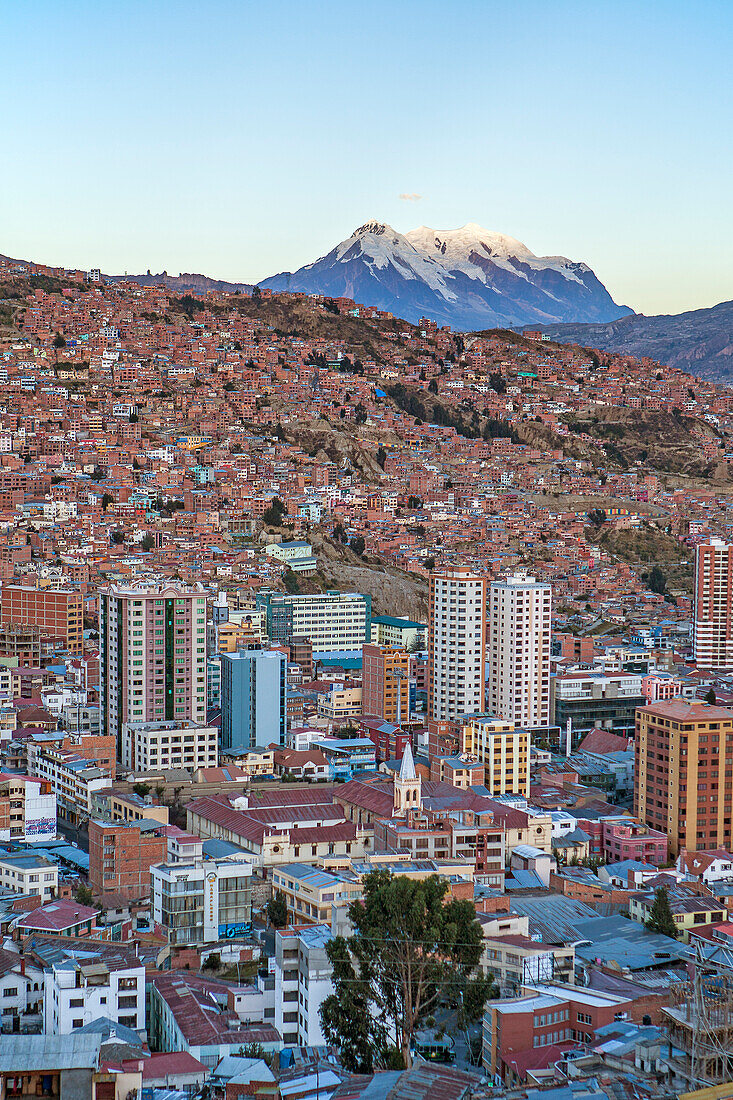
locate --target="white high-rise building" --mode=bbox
[488,573,551,727]
[428,566,487,723]
[693,538,733,668]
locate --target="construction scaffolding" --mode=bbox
[663,946,733,1088]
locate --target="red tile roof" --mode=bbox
[577,728,631,754]
[17,899,97,931]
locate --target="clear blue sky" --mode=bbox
[3,0,732,315]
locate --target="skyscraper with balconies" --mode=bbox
[693,538,733,668]
[428,566,487,725]
[488,573,551,727]
[99,582,208,748]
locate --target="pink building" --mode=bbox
[99,582,208,749]
[642,673,684,704]
[602,819,668,866]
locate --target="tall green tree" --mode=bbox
[645,886,679,938]
[266,889,288,928]
[319,871,492,1070]
[319,934,387,1073]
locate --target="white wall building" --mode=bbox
[257,590,371,653]
[151,855,253,945]
[44,950,145,1035]
[274,925,332,1047]
[121,719,218,772]
[0,852,58,899]
[0,773,57,843]
[428,566,487,723]
[693,538,733,668]
[488,573,551,727]
[29,747,109,826]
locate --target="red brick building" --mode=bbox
[0,584,83,655]
[485,984,634,1083]
[89,818,167,900]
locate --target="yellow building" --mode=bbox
[629,887,726,942]
[461,714,529,796]
[103,789,170,826]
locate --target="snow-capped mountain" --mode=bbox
[260,221,631,330]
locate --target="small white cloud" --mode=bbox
[398,192,423,202]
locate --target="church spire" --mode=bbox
[393,741,421,817]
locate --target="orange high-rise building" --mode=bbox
[635,699,733,856]
[362,644,410,726]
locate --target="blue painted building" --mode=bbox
[220,649,286,752]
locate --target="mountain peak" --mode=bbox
[354,220,395,237]
[262,222,631,330]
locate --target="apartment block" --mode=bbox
[0,773,56,842]
[693,538,733,667]
[256,589,371,652]
[220,649,286,752]
[151,855,253,945]
[487,574,551,727]
[370,613,426,651]
[428,566,487,723]
[121,718,218,772]
[483,983,633,1083]
[274,925,332,1047]
[0,852,58,900]
[43,945,145,1035]
[0,584,83,654]
[99,581,208,744]
[551,671,645,745]
[88,817,167,900]
[361,643,410,726]
[29,746,109,826]
[460,714,529,797]
[635,698,733,855]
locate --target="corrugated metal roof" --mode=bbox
[0,1033,102,1071]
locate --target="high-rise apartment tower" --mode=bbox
[99,582,208,745]
[487,573,551,727]
[428,566,487,723]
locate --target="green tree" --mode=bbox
[646,565,667,596]
[645,886,679,938]
[101,493,113,511]
[320,871,492,1070]
[427,379,438,394]
[110,530,125,545]
[267,889,288,928]
[705,687,717,705]
[251,285,262,302]
[141,534,155,552]
[53,333,66,348]
[75,884,94,906]
[350,535,365,557]
[262,503,284,526]
[587,508,606,526]
[133,782,151,798]
[283,569,300,594]
[320,934,388,1073]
